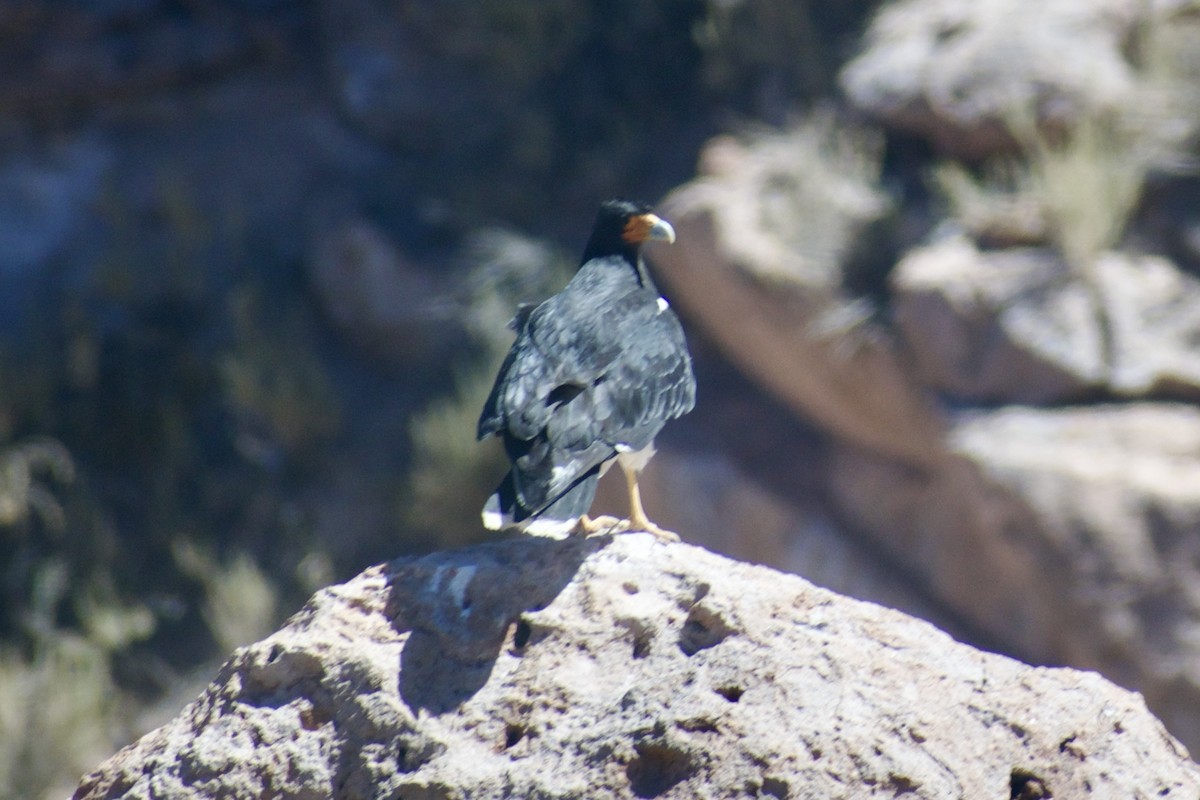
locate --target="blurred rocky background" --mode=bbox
[3,0,1200,797]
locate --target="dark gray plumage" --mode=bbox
[477,199,695,538]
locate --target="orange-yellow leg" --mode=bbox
[621,465,679,542]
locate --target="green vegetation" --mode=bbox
[933,13,1200,270]
[0,559,150,800]
[1021,108,1151,271]
[173,541,278,656]
[0,173,340,798]
[0,439,74,530]
[0,529,289,799]
[404,367,508,547]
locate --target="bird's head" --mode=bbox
[581,199,675,264]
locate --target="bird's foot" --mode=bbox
[572,514,624,537]
[620,516,680,543]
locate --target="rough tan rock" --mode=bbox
[890,237,1104,402]
[840,0,1143,158]
[74,535,1199,800]
[653,131,944,468]
[827,444,1070,664]
[592,447,954,630]
[830,403,1200,751]
[891,237,1200,402]
[952,404,1200,747]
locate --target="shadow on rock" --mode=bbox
[388,533,608,714]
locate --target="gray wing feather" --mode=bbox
[479,268,695,517]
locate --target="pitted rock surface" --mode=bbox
[75,535,1200,799]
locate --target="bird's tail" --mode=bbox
[481,468,601,539]
[481,472,520,531]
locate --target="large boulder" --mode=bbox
[653,128,944,468]
[840,0,1148,158]
[830,403,1200,749]
[890,237,1200,403]
[74,534,1199,799]
[951,404,1200,746]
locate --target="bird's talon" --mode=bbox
[624,519,679,542]
[650,528,681,543]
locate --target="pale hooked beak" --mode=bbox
[644,214,676,244]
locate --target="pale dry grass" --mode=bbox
[0,562,153,800]
[173,541,278,654]
[934,12,1200,270]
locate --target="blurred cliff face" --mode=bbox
[11,1,1200,797]
[0,0,873,605]
[0,3,877,797]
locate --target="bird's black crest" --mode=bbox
[600,197,652,217]
[582,198,655,263]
